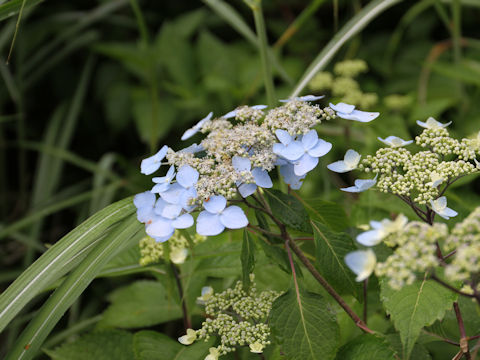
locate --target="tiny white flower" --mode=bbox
[170,248,188,264]
[377,136,413,148]
[345,250,377,282]
[416,117,451,129]
[327,149,361,173]
[426,172,444,188]
[178,328,197,345]
[223,104,267,119]
[474,158,480,170]
[197,286,214,304]
[430,196,458,220]
[205,347,220,360]
[249,342,264,353]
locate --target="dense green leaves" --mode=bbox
[269,288,339,360]
[133,331,214,360]
[241,231,256,289]
[99,281,182,329]
[302,198,349,232]
[265,189,311,233]
[45,330,134,360]
[312,221,359,298]
[336,334,396,360]
[380,276,457,359]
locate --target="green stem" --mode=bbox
[250,0,276,106]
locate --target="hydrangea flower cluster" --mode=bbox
[178,276,281,358]
[329,119,479,212]
[138,231,206,266]
[444,207,480,282]
[308,59,378,109]
[134,97,378,243]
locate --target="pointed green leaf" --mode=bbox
[44,330,134,360]
[380,275,456,359]
[99,280,182,329]
[269,288,339,360]
[0,197,135,333]
[335,334,396,360]
[265,189,311,233]
[302,198,349,232]
[241,230,256,289]
[312,220,359,298]
[133,330,215,360]
[0,0,44,21]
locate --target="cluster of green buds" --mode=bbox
[139,230,206,266]
[308,59,378,109]
[178,275,281,358]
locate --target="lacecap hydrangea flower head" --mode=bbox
[133,96,378,244]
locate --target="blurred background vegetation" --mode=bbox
[0,0,480,358]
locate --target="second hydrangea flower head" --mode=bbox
[135,97,377,243]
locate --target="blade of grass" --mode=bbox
[5,217,143,360]
[0,0,43,21]
[0,196,135,332]
[6,0,26,64]
[89,153,118,215]
[245,0,276,106]
[203,0,291,84]
[290,0,403,97]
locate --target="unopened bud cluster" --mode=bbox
[309,59,378,109]
[184,276,280,357]
[139,231,206,266]
[376,222,446,289]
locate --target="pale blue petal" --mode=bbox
[180,128,198,141]
[345,250,376,282]
[298,95,324,101]
[160,183,185,204]
[151,182,170,194]
[203,195,227,214]
[338,110,379,122]
[301,130,318,150]
[238,183,257,198]
[252,104,267,110]
[294,154,319,176]
[272,143,286,156]
[277,141,304,161]
[280,164,305,189]
[356,229,383,246]
[442,207,458,218]
[275,129,293,145]
[327,161,350,173]
[137,207,156,224]
[308,139,332,157]
[179,187,197,211]
[146,217,175,238]
[172,213,194,229]
[196,112,213,127]
[180,143,204,153]
[158,203,183,219]
[220,206,249,229]
[274,157,289,166]
[141,146,168,174]
[196,211,224,236]
[232,156,251,172]
[177,165,199,188]
[153,231,174,243]
[252,168,273,188]
[416,120,427,128]
[329,102,355,114]
[340,186,361,193]
[341,177,377,192]
[223,109,237,119]
[134,191,156,209]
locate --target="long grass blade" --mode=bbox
[0,196,135,332]
[0,0,43,21]
[290,0,403,97]
[5,217,143,360]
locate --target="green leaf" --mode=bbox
[44,330,134,360]
[194,238,242,278]
[99,280,182,329]
[0,0,44,21]
[385,334,432,360]
[312,221,359,298]
[431,60,480,87]
[302,198,349,232]
[269,288,340,360]
[0,197,136,333]
[290,0,402,96]
[380,275,456,359]
[241,231,256,289]
[335,334,396,360]
[133,330,215,360]
[265,189,311,233]
[5,217,142,360]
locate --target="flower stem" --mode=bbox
[454,302,472,359]
[170,263,191,330]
